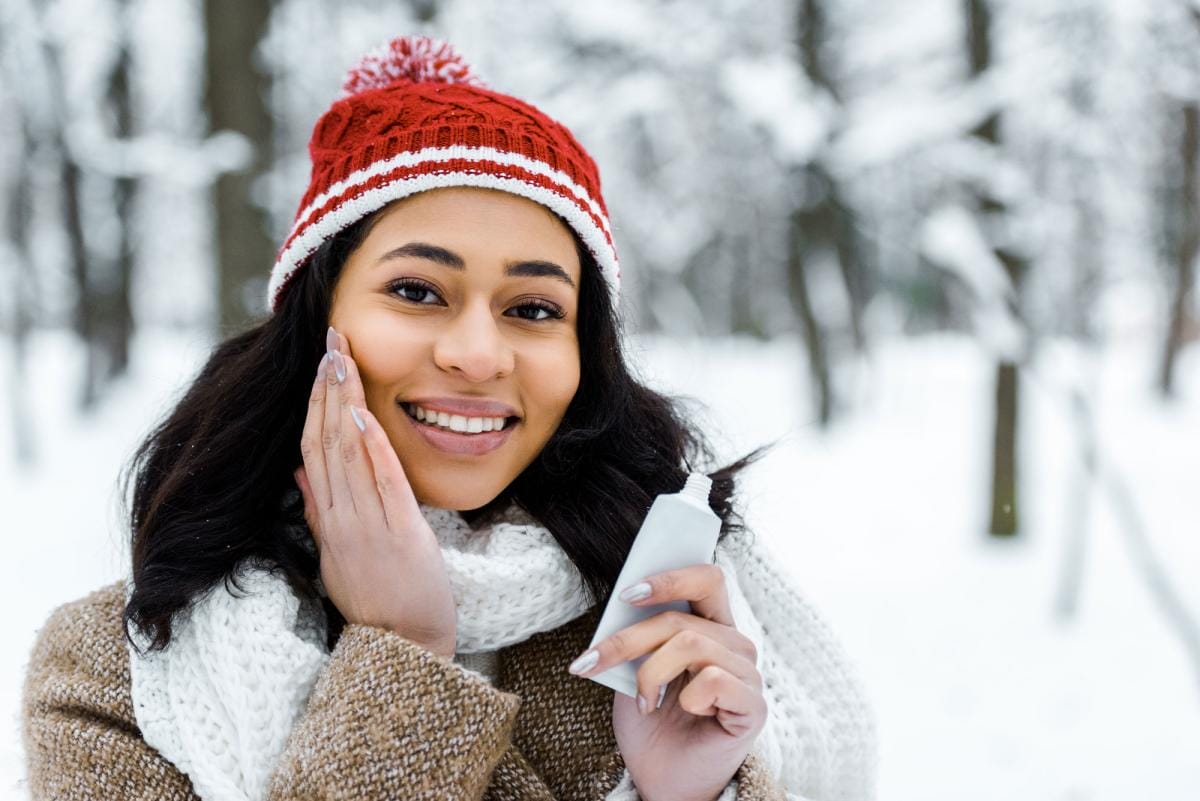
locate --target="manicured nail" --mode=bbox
[637,694,649,716]
[331,349,346,383]
[656,683,667,710]
[619,582,651,603]
[568,649,598,675]
[350,405,366,432]
[326,326,339,354]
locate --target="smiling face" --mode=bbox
[327,186,582,512]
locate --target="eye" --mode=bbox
[386,277,440,305]
[385,278,567,323]
[510,299,567,322]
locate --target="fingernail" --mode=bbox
[331,350,346,383]
[656,683,667,710]
[326,326,339,354]
[350,405,366,432]
[637,694,649,716]
[568,649,598,675]
[619,582,651,603]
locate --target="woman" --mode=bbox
[21,35,876,801]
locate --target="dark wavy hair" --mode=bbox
[121,201,777,655]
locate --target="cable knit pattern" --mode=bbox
[419,503,595,652]
[21,502,876,800]
[124,570,331,801]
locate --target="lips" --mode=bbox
[400,402,518,456]
[402,396,521,419]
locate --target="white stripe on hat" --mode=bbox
[267,169,620,313]
[287,145,612,245]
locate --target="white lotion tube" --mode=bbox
[584,471,721,699]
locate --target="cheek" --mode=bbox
[353,336,427,390]
[526,342,580,418]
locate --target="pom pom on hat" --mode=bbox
[341,35,489,97]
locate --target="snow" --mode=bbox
[719,54,831,165]
[3,327,1198,800]
[919,203,1027,360]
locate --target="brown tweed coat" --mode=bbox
[21,581,787,800]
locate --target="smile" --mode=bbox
[400,402,519,456]
[403,402,517,433]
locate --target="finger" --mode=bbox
[350,404,422,529]
[294,465,312,525]
[334,328,351,358]
[633,630,758,714]
[300,354,332,512]
[618,563,735,626]
[293,466,322,554]
[675,665,766,735]
[335,329,423,526]
[567,609,756,679]
[323,341,355,515]
[333,349,386,527]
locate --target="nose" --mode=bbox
[432,297,515,381]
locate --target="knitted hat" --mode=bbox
[266,35,620,313]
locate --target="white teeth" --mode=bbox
[407,403,512,434]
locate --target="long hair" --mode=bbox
[121,205,778,655]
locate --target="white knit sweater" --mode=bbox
[126,500,877,801]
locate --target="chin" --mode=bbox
[410,478,505,513]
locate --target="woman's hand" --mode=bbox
[294,326,458,659]
[568,565,767,801]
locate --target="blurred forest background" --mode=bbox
[3,0,1199,799]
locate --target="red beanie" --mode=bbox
[267,35,620,313]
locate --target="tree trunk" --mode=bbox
[6,95,38,465]
[797,0,867,354]
[787,203,833,425]
[1158,102,1198,398]
[39,34,96,409]
[104,1,135,382]
[730,233,767,338]
[988,361,1019,534]
[965,0,1024,536]
[204,0,275,332]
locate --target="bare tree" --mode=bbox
[787,0,867,427]
[101,0,136,382]
[18,0,137,411]
[37,25,96,409]
[204,0,275,333]
[1158,80,1199,397]
[962,0,1026,536]
[1,20,40,464]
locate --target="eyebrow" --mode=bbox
[374,241,577,290]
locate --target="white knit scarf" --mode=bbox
[125,499,876,801]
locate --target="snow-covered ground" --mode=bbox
[3,328,1198,800]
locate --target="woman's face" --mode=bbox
[328,186,581,511]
